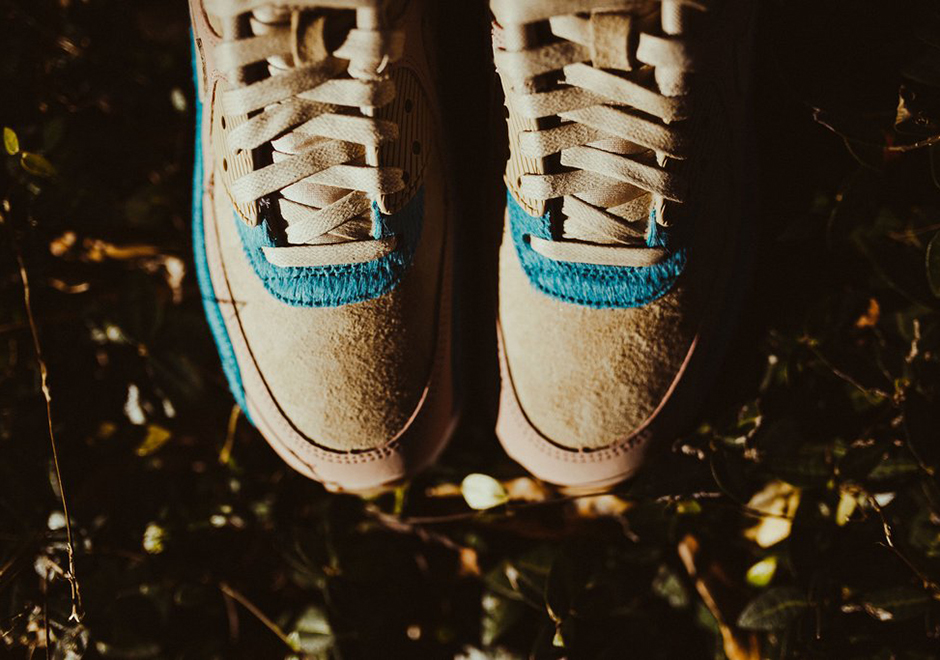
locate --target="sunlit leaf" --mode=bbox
[3,126,19,155]
[744,481,801,548]
[292,605,334,654]
[746,556,778,588]
[142,523,168,554]
[835,489,860,526]
[461,473,509,510]
[136,424,171,456]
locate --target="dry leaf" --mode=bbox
[855,298,880,328]
[136,424,171,456]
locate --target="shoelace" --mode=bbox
[205,0,405,268]
[492,0,704,268]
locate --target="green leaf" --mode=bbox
[291,605,334,654]
[737,586,808,631]
[20,151,56,177]
[481,593,526,646]
[652,565,690,608]
[544,543,602,623]
[3,126,19,155]
[861,586,930,622]
[838,441,889,481]
[868,455,920,482]
[927,229,940,298]
[746,556,779,588]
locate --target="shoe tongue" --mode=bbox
[250,6,375,246]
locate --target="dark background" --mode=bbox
[2,0,940,658]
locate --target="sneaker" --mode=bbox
[189,0,457,492]
[491,0,756,489]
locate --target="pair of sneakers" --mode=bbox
[189,0,755,493]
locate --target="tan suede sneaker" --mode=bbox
[491,0,756,489]
[190,0,457,492]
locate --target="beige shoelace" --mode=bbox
[205,0,405,268]
[493,0,703,268]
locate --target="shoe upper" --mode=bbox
[191,0,448,453]
[494,0,754,450]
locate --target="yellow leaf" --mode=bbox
[676,499,703,515]
[136,424,172,456]
[20,151,56,177]
[461,473,509,510]
[3,127,19,155]
[142,522,167,554]
[744,480,801,548]
[747,517,793,548]
[835,489,859,526]
[746,556,778,587]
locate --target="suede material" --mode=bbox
[190,0,449,453]
[497,0,748,451]
[499,214,697,450]
[192,70,247,413]
[208,151,445,452]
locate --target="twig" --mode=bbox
[219,582,295,652]
[218,404,240,465]
[367,508,472,554]
[678,534,759,660]
[16,254,83,622]
[805,343,891,402]
[812,110,940,153]
[222,588,240,644]
[867,495,940,597]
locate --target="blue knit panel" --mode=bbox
[235,190,425,307]
[507,191,686,309]
[192,38,249,412]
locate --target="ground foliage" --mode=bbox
[2,0,940,658]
